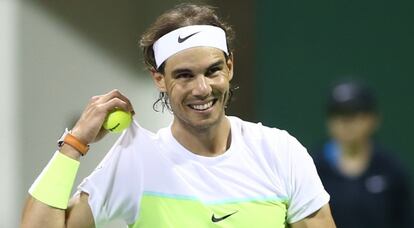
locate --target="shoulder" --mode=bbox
[308,141,331,168]
[228,116,308,166]
[228,116,297,144]
[371,144,410,177]
[77,120,165,225]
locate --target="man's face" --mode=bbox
[152,47,233,131]
[327,112,378,145]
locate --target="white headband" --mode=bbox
[153,25,229,68]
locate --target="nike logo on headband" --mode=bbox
[178,31,200,43]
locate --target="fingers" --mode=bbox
[71,89,134,145]
[99,97,129,113]
[95,89,134,113]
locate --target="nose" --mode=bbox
[192,75,212,98]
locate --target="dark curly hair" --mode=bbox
[139,3,236,112]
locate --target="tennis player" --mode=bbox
[21,3,336,227]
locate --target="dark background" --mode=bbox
[255,0,414,175]
[37,0,414,189]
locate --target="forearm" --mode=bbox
[20,90,133,227]
[59,144,82,161]
[21,145,81,228]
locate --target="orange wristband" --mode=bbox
[58,129,89,156]
[63,133,89,155]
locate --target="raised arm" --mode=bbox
[20,90,134,228]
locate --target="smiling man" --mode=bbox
[21,3,336,228]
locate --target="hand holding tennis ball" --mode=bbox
[103,110,132,133]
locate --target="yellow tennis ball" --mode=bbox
[103,110,132,133]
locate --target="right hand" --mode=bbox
[70,89,134,145]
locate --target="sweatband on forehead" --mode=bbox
[153,25,229,69]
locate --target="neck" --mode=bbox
[337,139,373,177]
[339,139,372,158]
[171,116,231,157]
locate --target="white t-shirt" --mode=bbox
[78,116,329,227]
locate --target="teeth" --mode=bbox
[191,101,213,110]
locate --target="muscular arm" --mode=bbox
[21,192,94,228]
[21,145,94,228]
[20,90,134,228]
[290,204,336,228]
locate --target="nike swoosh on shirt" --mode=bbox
[177,31,200,43]
[211,211,238,223]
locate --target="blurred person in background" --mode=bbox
[312,79,412,228]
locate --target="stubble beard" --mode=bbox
[173,90,229,133]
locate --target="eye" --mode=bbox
[175,72,193,79]
[206,66,222,77]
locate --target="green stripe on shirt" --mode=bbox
[129,193,288,228]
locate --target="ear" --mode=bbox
[150,68,166,92]
[226,53,234,81]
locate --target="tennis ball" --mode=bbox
[103,110,132,133]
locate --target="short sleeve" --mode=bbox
[77,123,144,227]
[283,133,330,224]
